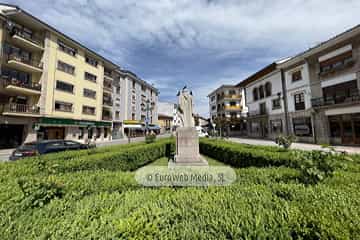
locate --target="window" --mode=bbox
[141,85,146,91]
[253,88,259,101]
[82,105,96,115]
[265,82,272,97]
[83,88,96,99]
[211,105,216,111]
[56,80,74,94]
[78,127,85,139]
[294,93,305,111]
[230,102,237,106]
[211,96,215,102]
[116,86,120,94]
[292,70,302,82]
[57,61,75,75]
[259,102,267,115]
[96,128,101,139]
[115,111,120,120]
[293,117,312,137]
[55,101,73,112]
[58,40,77,56]
[259,85,265,99]
[132,80,136,89]
[132,113,135,120]
[104,128,108,138]
[85,56,98,67]
[229,90,236,95]
[85,72,97,82]
[320,51,353,74]
[272,98,281,110]
[270,119,282,134]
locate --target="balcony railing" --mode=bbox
[6,53,43,70]
[312,92,360,108]
[1,76,41,91]
[1,103,40,115]
[11,30,44,48]
[103,98,113,107]
[224,94,242,99]
[248,109,268,117]
[225,106,241,111]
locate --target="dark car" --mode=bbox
[9,140,94,161]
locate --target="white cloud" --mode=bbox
[3,0,360,116]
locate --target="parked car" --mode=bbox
[9,140,94,161]
[196,126,209,138]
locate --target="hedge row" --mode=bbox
[199,138,294,168]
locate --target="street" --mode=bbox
[0,134,172,162]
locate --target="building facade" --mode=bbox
[238,25,360,146]
[157,102,176,133]
[0,4,158,148]
[208,85,248,136]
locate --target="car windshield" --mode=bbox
[18,143,37,151]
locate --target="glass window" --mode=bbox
[83,88,96,99]
[58,40,77,56]
[265,82,272,97]
[78,128,85,139]
[253,88,259,101]
[55,101,73,112]
[292,71,302,82]
[329,120,341,138]
[272,98,281,110]
[259,86,265,99]
[84,72,97,82]
[56,80,74,93]
[294,93,305,111]
[85,56,98,67]
[82,106,96,115]
[57,61,75,75]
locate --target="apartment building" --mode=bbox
[208,85,247,136]
[281,25,360,145]
[0,3,158,148]
[120,70,159,136]
[238,63,287,139]
[237,25,360,146]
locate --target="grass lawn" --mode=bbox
[0,138,359,239]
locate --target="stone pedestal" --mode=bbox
[172,127,208,166]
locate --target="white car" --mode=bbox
[196,126,209,137]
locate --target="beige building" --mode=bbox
[0,3,158,148]
[208,85,248,136]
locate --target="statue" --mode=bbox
[177,86,195,128]
[170,87,208,166]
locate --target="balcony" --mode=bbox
[104,71,113,80]
[103,79,113,92]
[224,94,242,99]
[1,76,41,95]
[10,30,44,52]
[0,103,40,117]
[103,96,113,107]
[6,54,43,73]
[225,105,242,111]
[312,92,360,108]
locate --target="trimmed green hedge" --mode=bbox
[199,138,294,168]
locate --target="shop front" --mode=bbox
[328,114,360,145]
[36,117,112,143]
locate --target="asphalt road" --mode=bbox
[0,134,172,162]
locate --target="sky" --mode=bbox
[3,0,360,116]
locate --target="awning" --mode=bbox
[124,124,144,130]
[38,117,112,127]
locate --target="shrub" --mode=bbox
[275,135,296,150]
[17,176,64,208]
[145,134,156,144]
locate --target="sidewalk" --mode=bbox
[228,137,360,154]
[0,134,172,162]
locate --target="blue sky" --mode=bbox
[4,0,360,116]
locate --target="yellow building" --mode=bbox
[0,3,118,148]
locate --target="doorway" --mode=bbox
[44,127,65,140]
